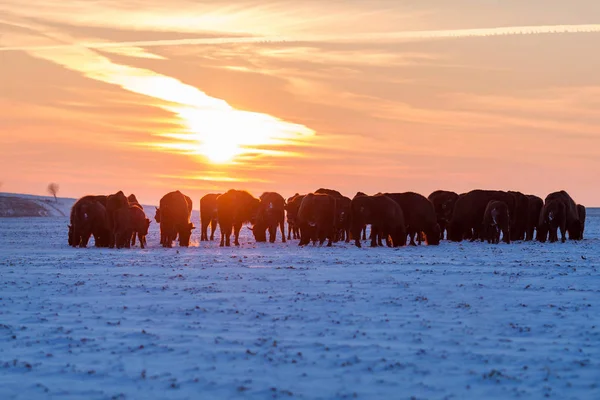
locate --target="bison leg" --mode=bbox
[80,233,91,248]
[125,230,132,248]
[280,221,286,243]
[298,226,309,246]
[408,232,417,246]
[233,223,242,246]
[503,226,510,244]
[370,227,379,247]
[525,226,533,241]
[560,224,567,243]
[439,221,446,241]
[210,219,217,241]
[268,225,276,243]
[548,227,557,243]
[362,227,367,241]
[200,221,207,241]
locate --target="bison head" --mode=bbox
[178,222,195,247]
[154,208,161,223]
[425,224,441,245]
[248,224,267,242]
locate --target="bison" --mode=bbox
[354,192,369,241]
[106,191,130,248]
[251,192,286,243]
[114,206,134,249]
[216,189,260,247]
[508,191,529,241]
[297,193,337,247]
[538,191,581,243]
[350,194,406,248]
[525,195,543,241]
[285,193,304,240]
[383,192,440,245]
[482,201,511,244]
[157,191,194,247]
[427,190,459,241]
[315,188,351,242]
[68,196,110,248]
[448,190,516,242]
[200,193,220,241]
[130,205,151,249]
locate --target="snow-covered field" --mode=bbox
[1,208,599,399]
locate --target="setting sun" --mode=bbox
[158,105,315,164]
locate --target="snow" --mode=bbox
[0,208,599,399]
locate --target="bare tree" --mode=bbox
[47,183,60,202]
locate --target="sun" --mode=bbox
[201,140,243,163]
[176,107,282,164]
[152,104,316,165]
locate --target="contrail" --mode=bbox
[1,24,600,51]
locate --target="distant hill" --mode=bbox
[0,193,75,217]
[0,192,156,218]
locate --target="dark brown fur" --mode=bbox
[200,193,220,241]
[315,189,350,242]
[297,193,337,247]
[508,191,529,241]
[384,192,441,246]
[354,192,368,241]
[427,190,458,241]
[69,196,110,248]
[127,194,143,210]
[129,205,151,249]
[216,190,260,247]
[577,204,586,239]
[314,188,343,197]
[252,192,287,243]
[448,190,516,242]
[526,195,543,241]
[106,191,130,248]
[482,201,510,244]
[285,194,304,240]
[350,194,406,248]
[538,191,581,243]
[158,191,195,247]
[114,206,133,249]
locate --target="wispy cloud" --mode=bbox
[3,24,600,52]
[2,21,315,164]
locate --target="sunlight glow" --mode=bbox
[163,106,315,164]
[14,31,315,165]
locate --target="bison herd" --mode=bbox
[68,188,587,249]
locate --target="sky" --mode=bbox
[1,0,600,206]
